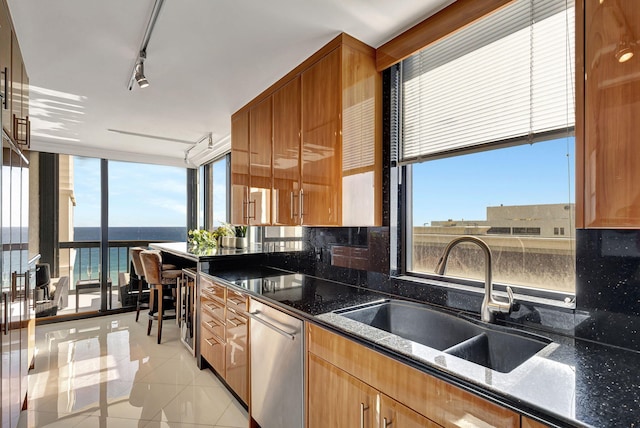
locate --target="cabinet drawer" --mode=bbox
[201,331,225,374]
[227,288,248,312]
[201,276,226,302]
[201,309,225,339]
[226,313,248,403]
[201,297,225,322]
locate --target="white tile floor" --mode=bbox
[19,313,248,428]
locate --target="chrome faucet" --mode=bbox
[435,236,514,323]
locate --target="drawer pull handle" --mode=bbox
[204,337,219,347]
[205,320,219,328]
[383,417,392,427]
[227,318,240,327]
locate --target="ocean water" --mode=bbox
[1,226,186,285]
[72,227,186,282]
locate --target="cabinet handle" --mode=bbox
[249,200,256,220]
[1,67,6,109]
[360,403,369,428]
[227,318,240,327]
[300,189,305,223]
[290,191,294,219]
[204,336,220,347]
[205,320,219,329]
[3,292,8,335]
[383,417,392,427]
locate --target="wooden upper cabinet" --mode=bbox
[272,76,301,225]
[0,1,10,134]
[230,33,382,227]
[583,0,640,227]
[10,31,21,132]
[231,110,250,225]
[21,63,27,120]
[341,42,381,226]
[249,97,272,225]
[301,48,341,226]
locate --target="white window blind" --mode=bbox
[400,0,575,163]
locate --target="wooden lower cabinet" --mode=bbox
[308,353,440,428]
[380,393,440,428]
[521,417,549,428]
[308,353,377,427]
[199,274,249,404]
[307,323,520,428]
[225,311,248,403]
[200,326,225,375]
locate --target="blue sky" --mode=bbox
[73,157,187,227]
[412,137,575,226]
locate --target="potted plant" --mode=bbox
[235,225,248,248]
[187,229,217,252]
[213,223,235,247]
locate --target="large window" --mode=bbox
[399,0,576,295]
[211,156,228,227]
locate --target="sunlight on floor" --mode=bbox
[19,313,248,428]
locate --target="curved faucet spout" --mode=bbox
[435,236,513,323]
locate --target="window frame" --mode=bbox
[391,0,577,307]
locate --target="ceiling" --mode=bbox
[8,0,452,168]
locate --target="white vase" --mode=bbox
[221,236,235,248]
[235,237,248,249]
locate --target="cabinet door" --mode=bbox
[1,293,9,428]
[10,32,21,134]
[225,312,248,403]
[301,48,341,226]
[380,393,440,428]
[0,1,10,133]
[200,326,225,375]
[341,44,381,226]
[249,97,272,225]
[583,1,640,226]
[308,353,376,428]
[231,110,250,225]
[272,77,301,225]
[521,416,550,428]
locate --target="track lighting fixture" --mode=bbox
[615,37,635,63]
[134,59,149,88]
[127,0,165,90]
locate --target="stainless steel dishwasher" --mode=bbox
[248,298,304,428]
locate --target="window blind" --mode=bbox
[400,0,575,164]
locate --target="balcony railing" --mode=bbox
[55,240,172,315]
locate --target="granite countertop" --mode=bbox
[149,241,296,262]
[207,266,640,428]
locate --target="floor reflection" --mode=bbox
[20,313,248,427]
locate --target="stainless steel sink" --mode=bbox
[336,299,550,373]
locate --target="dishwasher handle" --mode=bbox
[248,310,297,341]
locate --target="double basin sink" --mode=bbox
[335,299,550,373]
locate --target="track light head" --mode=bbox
[135,62,149,88]
[615,37,635,63]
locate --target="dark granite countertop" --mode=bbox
[149,241,296,262]
[207,266,640,428]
